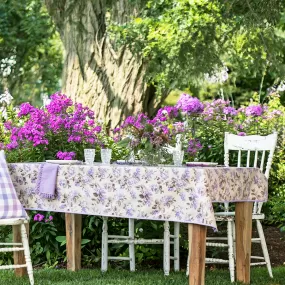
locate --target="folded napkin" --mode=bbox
[36,163,59,199]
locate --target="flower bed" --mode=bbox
[1,90,285,267]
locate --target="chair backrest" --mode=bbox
[224,132,277,214]
[0,150,27,219]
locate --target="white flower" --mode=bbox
[0,89,13,105]
[204,66,229,84]
[277,82,285,92]
[161,110,168,116]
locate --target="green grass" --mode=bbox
[1,267,285,285]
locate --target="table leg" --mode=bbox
[65,213,82,271]
[13,222,29,276]
[235,202,253,284]
[188,224,207,285]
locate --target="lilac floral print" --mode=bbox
[8,164,268,230]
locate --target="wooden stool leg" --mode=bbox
[235,202,253,284]
[188,224,206,285]
[65,213,82,271]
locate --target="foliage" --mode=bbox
[0,0,63,106]
[109,0,285,97]
[29,212,65,267]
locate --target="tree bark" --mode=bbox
[45,0,165,128]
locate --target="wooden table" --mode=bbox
[9,164,265,284]
[60,202,253,285]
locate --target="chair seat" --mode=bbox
[214,212,265,220]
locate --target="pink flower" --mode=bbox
[238,132,246,136]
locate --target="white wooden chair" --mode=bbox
[101,218,180,275]
[194,132,277,282]
[0,150,34,285]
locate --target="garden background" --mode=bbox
[1,0,285,274]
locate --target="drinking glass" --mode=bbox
[173,150,184,166]
[84,149,95,165]
[101,148,112,165]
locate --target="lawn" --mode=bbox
[1,267,285,285]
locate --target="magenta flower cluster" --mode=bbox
[244,105,264,117]
[34,213,53,222]
[56,151,76,160]
[4,92,101,159]
[176,93,204,114]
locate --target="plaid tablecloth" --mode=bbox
[0,151,27,219]
[8,163,268,229]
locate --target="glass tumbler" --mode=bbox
[101,148,112,165]
[173,150,184,166]
[84,149,95,165]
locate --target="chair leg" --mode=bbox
[128,219,135,272]
[227,220,235,283]
[256,219,273,278]
[173,222,180,272]
[20,223,34,285]
[163,221,170,276]
[101,217,108,272]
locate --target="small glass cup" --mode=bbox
[173,150,184,166]
[84,149,95,165]
[101,148,112,165]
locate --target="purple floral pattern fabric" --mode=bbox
[8,164,268,229]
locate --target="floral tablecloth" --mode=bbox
[8,164,268,229]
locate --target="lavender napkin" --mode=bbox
[36,163,59,199]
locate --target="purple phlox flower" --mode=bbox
[186,138,203,155]
[223,106,237,116]
[56,151,76,160]
[155,106,179,120]
[34,213,45,222]
[238,132,246,136]
[6,140,18,150]
[172,122,185,134]
[267,110,283,119]
[210,99,230,107]
[121,116,135,128]
[17,121,48,146]
[112,127,121,133]
[18,102,36,117]
[3,121,13,130]
[94,126,101,133]
[245,105,263,117]
[176,94,204,114]
[121,113,149,130]
[46,92,73,114]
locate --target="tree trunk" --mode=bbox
[45,0,166,128]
